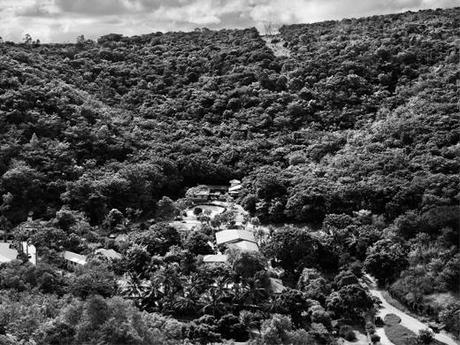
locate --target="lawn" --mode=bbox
[384,324,417,345]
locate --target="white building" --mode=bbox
[63,251,87,269]
[21,242,37,265]
[0,242,18,263]
[215,229,256,245]
[0,242,37,265]
[203,254,228,263]
[215,229,259,253]
[228,179,242,197]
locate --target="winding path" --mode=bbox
[364,275,459,345]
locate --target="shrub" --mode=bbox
[366,321,376,334]
[339,325,356,341]
[375,317,384,327]
[371,334,381,343]
[416,329,434,345]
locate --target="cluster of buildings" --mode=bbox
[0,241,36,265]
[188,179,242,202]
[203,229,259,263]
[63,248,122,270]
[203,228,285,294]
[0,239,121,270]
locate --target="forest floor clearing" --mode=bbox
[261,35,291,57]
[339,330,369,345]
[364,275,459,345]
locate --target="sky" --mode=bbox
[0,0,457,43]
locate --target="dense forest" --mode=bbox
[0,7,458,345]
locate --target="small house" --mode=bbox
[215,229,256,245]
[228,179,242,197]
[229,240,259,252]
[269,277,286,294]
[0,242,18,263]
[229,179,241,187]
[63,251,87,269]
[186,185,228,202]
[203,254,228,264]
[21,242,37,265]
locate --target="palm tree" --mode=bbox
[199,274,234,317]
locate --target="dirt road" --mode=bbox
[365,275,459,345]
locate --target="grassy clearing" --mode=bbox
[342,330,369,345]
[384,324,416,345]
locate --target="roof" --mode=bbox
[95,248,122,260]
[196,190,210,196]
[215,230,256,245]
[21,242,37,265]
[63,251,87,265]
[229,185,242,192]
[269,278,286,294]
[0,242,18,263]
[230,179,241,184]
[114,234,128,242]
[203,254,228,263]
[229,240,259,252]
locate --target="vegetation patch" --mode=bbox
[384,324,416,345]
[384,313,402,326]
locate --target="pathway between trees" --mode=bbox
[364,275,459,345]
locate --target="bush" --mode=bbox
[416,329,434,345]
[375,317,384,327]
[371,334,381,343]
[366,321,376,334]
[339,325,357,341]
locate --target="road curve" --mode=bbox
[364,275,459,345]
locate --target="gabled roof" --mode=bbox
[229,240,259,252]
[95,248,122,260]
[269,277,286,294]
[203,254,228,263]
[63,251,87,265]
[215,230,256,245]
[229,185,243,192]
[0,242,18,263]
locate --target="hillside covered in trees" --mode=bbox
[0,7,458,345]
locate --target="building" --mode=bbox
[203,254,228,264]
[95,248,122,260]
[63,251,87,269]
[269,277,286,294]
[215,229,259,253]
[186,185,228,202]
[228,179,242,197]
[0,242,37,265]
[215,229,256,245]
[0,242,18,263]
[21,242,37,265]
[229,240,259,252]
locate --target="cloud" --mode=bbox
[0,0,458,42]
[54,0,140,15]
